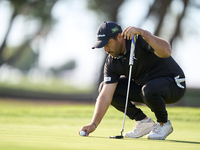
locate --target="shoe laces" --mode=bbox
[132,121,144,132]
[152,123,162,134]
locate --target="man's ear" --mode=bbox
[117,33,124,42]
[117,33,123,39]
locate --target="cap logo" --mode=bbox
[111,26,119,33]
[97,34,106,37]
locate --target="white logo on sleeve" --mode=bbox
[104,77,111,82]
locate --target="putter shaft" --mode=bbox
[120,36,136,136]
[120,65,133,135]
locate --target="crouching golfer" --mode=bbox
[79,21,186,140]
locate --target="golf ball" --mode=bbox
[80,131,86,136]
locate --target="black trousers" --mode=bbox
[99,77,186,122]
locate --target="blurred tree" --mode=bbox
[142,0,189,45]
[50,60,76,75]
[87,0,124,22]
[87,0,124,84]
[3,46,38,71]
[0,0,57,70]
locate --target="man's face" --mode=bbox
[103,36,124,58]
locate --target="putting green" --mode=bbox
[0,99,199,150]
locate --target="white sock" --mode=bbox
[141,117,150,123]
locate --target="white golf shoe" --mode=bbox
[124,118,155,138]
[146,120,173,140]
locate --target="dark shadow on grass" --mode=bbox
[88,136,125,139]
[88,136,124,139]
[168,140,200,145]
[88,136,145,140]
[88,136,200,144]
[87,136,109,139]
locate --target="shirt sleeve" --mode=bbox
[138,35,154,54]
[104,56,120,84]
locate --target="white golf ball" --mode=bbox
[80,131,86,136]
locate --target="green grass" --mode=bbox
[0,99,200,150]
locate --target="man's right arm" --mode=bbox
[79,82,118,136]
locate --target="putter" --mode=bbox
[109,35,137,139]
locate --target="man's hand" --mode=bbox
[78,123,96,136]
[122,26,142,40]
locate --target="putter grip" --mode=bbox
[129,35,137,65]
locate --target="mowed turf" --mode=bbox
[0,99,200,150]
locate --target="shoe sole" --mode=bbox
[146,127,173,140]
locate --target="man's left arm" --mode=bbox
[122,26,171,58]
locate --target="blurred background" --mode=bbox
[0,0,199,106]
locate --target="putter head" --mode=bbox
[109,135,124,139]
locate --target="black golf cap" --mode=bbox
[92,21,122,49]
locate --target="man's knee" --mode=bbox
[141,84,166,112]
[141,85,159,101]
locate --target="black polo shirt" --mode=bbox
[104,35,185,85]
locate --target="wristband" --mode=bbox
[92,122,97,128]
